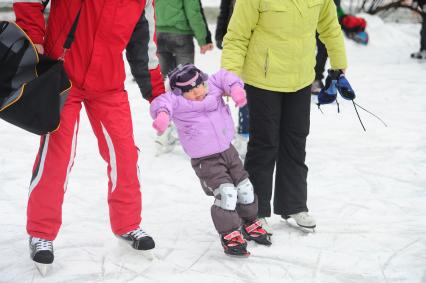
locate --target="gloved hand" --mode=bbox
[152,111,170,135]
[230,85,247,107]
[317,71,338,105]
[334,70,356,100]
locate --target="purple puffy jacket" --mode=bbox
[150,69,243,158]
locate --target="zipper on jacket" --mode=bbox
[264,48,269,78]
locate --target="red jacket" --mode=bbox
[14,0,165,100]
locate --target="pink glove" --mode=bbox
[230,85,247,107]
[152,111,170,135]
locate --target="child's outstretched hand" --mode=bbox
[230,85,247,107]
[153,111,170,135]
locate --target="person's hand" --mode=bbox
[230,85,247,107]
[200,43,214,54]
[34,44,44,54]
[152,111,170,135]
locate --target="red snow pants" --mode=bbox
[27,87,141,240]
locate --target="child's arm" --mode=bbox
[150,92,175,134]
[209,69,247,107]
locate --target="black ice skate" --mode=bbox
[242,219,272,246]
[118,227,155,250]
[221,230,250,257]
[29,236,54,276]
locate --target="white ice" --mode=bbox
[0,9,426,283]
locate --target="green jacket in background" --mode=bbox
[221,0,348,92]
[155,0,212,46]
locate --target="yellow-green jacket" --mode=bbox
[221,0,347,92]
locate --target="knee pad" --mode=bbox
[236,178,254,204]
[213,183,237,211]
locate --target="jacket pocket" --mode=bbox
[258,1,288,29]
[307,0,323,27]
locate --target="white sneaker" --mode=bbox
[155,124,179,156]
[283,212,316,228]
[232,133,249,159]
[258,217,273,235]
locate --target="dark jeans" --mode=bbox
[157,32,195,77]
[244,84,311,217]
[237,105,249,135]
[314,33,328,81]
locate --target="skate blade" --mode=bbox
[139,250,156,261]
[251,238,272,246]
[117,238,156,261]
[34,262,51,276]
[281,218,316,233]
[225,251,250,258]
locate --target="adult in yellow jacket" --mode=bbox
[221,0,347,233]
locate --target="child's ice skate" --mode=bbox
[242,219,272,246]
[220,230,250,257]
[282,211,316,232]
[29,236,54,276]
[258,217,273,235]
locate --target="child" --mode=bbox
[150,64,271,256]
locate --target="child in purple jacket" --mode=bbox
[150,64,271,256]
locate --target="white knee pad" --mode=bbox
[236,178,254,204]
[213,183,237,210]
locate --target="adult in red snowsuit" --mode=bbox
[13,0,165,263]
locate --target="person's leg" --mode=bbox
[191,154,241,234]
[274,86,311,216]
[157,32,177,77]
[27,89,83,240]
[224,145,256,222]
[191,152,249,255]
[234,105,250,158]
[84,90,142,236]
[238,105,249,135]
[173,34,195,65]
[244,85,282,218]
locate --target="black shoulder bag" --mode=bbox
[0,9,81,135]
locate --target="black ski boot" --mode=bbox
[221,230,250,257]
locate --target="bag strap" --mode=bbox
[59,4,82,60]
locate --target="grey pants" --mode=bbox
[157,32,195,77]
[191,145,258,234]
